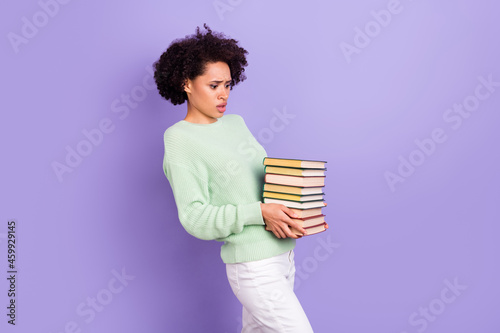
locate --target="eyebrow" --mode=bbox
[209,80,232,84]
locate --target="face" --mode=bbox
[183,61,232,124]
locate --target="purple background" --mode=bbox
[1,0,499,332]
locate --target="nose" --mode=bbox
[218,86,229,100]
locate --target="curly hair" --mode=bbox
[153,24,249,105]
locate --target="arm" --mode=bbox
[165,161,265,240]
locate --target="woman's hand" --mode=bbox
[260,203,308,239]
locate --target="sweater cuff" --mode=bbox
[239,201,265,226]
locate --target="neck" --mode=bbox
[184,101,218,124]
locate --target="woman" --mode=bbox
[153,24,314,332]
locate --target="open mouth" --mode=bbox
[217,104,227,112]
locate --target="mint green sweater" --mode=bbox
[162,114,295,263]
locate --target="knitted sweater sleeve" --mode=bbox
[164,160,265,241]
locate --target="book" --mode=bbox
[263,157,326,169]
[291,222,328,236]
[291,214,326,228]
[290,207,325,219]
[262,156,329,237]
[264,174,325,187]
[264,166,326,177]
[263,198,326,209]
[263,183,324,195]
[263,191,324,202]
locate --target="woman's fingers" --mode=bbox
[283,206,299,218]
[271,225,285,239]
[288,220,307,236]
[261,203,310,239]
[266,222,299,239]
[280,207,307,235]
[280,222,300,239]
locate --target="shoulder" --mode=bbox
[162,121,196,156]
[163,120,188,141]
[224,113,247,126]
[162,122,197,167]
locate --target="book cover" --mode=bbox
[263,157,327,169]
[289,207,325,218]
[264,173,326,187]
[263,183,324,195]
[262,191,324,202]
[290,214,326,228]
[263,198,326,209]
[264,166,326,177]
[291,222,328,236]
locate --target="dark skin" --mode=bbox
[260,203,328,239]
[182,61,328,240]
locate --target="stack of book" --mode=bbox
[262,157,328,236]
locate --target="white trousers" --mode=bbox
[226,250,314,333]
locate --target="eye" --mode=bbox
[225,83,231,88]
[210,85,217,89]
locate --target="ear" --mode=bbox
[183,79,192,94]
